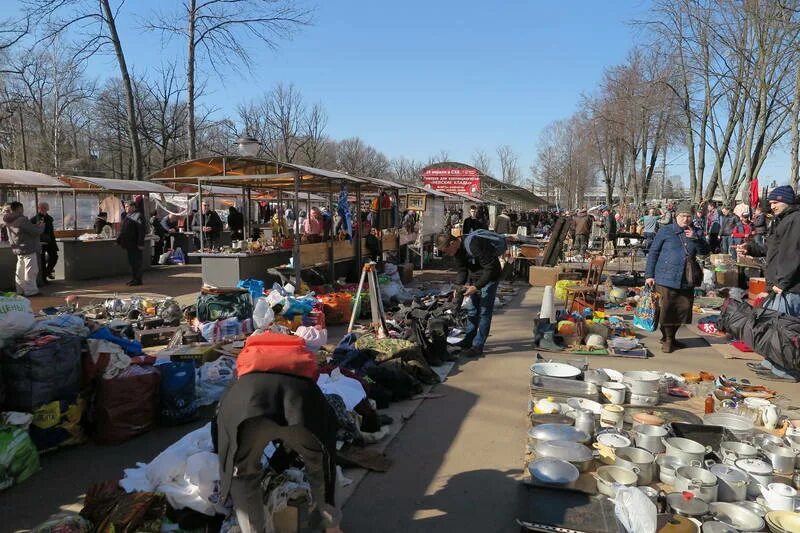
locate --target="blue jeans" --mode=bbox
[462,280,499,351]
[643,232,655,252]
[720,236,731,254]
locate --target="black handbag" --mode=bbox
[680,236,703,287]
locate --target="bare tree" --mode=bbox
[390,156,424,184]
[139,63,187,169]
[145,0,312,159]
[470,149,493,175]
[25,0,144,178]
[426,150,450,165]
[335,137,390,178]
[298,102,329,167]
[496,144,522,184]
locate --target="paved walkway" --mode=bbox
[342,286,800,532]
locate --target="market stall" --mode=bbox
[45,175,177,281]
[0,170,69,290]
[149,157,402,288]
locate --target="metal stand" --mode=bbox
[347,262,388,338]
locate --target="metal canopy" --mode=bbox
[147,157,380,193]
[0,169,69,189]
[58,174,176,194]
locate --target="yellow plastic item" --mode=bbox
[593,311,606,319]
[554,280,580,301]
[557,320,576,335]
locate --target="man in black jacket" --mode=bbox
[436,231,503,357]
[462,204,487,235]
[192,202,223,248]
[116,201,146,286]
[31,202,58,281]
[737,185,800,380]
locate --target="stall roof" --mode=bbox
[147,157,395,193]
[0,170,69,189]
[58,175,176,194]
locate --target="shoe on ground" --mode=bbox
[460,347,482,358]
[661,340,675,353]
[47,273,55,279]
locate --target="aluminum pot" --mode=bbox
[527,423,590,446]
[708,502,765,532]
[664,437,712,463]
[614,446,656,485]
[632,423,668,454]
[622,370,662,395]
[534,440,594,473]
[709,464,749,502]
[762,442,797,476]
[592,465,639,497]
[719,440,757,466]
[658,455,701,485]
[734,458,773,498]
[675,465,719,503]
[665,491,711,519]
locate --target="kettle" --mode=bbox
[573,408,596,438]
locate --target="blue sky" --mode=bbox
[71,1,790,182]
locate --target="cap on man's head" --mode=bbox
[767,185,796,204]
[676,201,693,215]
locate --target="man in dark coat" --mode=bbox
[227,206,245,240]
[736,185,800,381]
[571,208,592,255]
[462,204,487,235]
[31,202,58,281]
[436,231,503,358]
[192,202,223,248]
[603,209,618,257]
[116,201,146,286]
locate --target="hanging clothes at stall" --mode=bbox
[99,195,124,224]
[337,186,353,240]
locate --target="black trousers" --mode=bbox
[41,243,58,276]
[126,247,143,283]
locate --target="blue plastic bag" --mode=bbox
[237,279,265,303]
[157,361,198,425]
[633,287,659,332]
[88,327,143,355]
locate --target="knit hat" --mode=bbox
[767,185,795,204]
[675,201,693,215]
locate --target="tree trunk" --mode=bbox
[187,0,197,160]
[100,0,142,179]
[791,65,800,190]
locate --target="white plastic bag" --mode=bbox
[295,326,327,351]
[0,295,35,341]
[252,297,275,329]
[614,486,657,533]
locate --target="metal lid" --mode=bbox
[667,491,710,517]
[527,423,589,443]
[734,458,772,475]
[701,522,737,533]
[710,464,748,483]
[527,458,580,485]
[534,440,593,463]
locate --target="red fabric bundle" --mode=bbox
[236,332,319,380]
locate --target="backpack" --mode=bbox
[463,229,507,258]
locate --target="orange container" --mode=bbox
[748,277,766,295]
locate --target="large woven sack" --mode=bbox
[2,335,82,412]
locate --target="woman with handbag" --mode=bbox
[645,202,709,353]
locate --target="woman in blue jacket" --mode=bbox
[645,202,708,353]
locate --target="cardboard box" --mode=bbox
[519,245,542,258]
[529,266,563,287]
[715,269,739,288]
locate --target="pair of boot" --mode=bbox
[659,326,686,353]
[532,319,565,351]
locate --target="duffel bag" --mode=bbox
[196,288,253,322]
[93,365,160,444]
[718,297,754,342]
[157,361,198,425]
[2,335,82,412]
[29,397,87,451]
[751,295,800,371]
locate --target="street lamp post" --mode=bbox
[236,135,261,157]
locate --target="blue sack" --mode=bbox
[88,327,143,355]
[633,287,660,332]
[237,279,265,303]
[157,361,198,425]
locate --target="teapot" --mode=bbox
[573,408,595,438]
[763,404,781,430]
[760,482,797,512]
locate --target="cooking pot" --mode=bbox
[734,458,773,498]
[592,465,639,497]
[762,442,797,476]
[658,455,701,485]
[614,446,656,485]
[664,437,712,463]
[622,370,662,395]
[709,464,749,502]
[708,502,765,532]
[719,440,757,466]
[533,440,594,472]
[527,458,580,488]
[632,423,668,454]
[665,491,710,519]
[675,465,719,502]
[527,423,590,446]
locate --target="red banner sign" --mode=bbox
[422,168,481,195]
